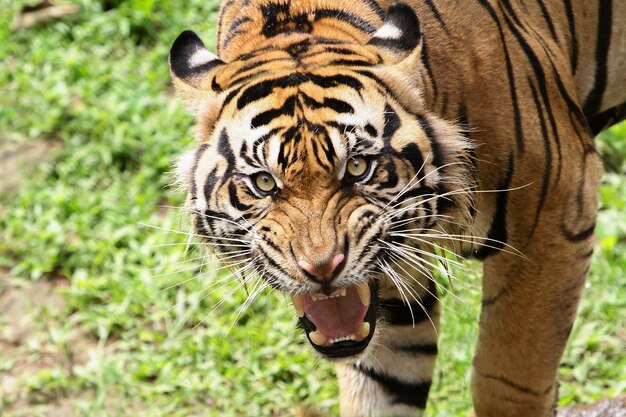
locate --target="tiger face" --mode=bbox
[171,5,474,359]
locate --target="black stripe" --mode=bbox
[314,9,378,34]
[420,38,438,98]
[423,0,449,35]
[230,58,284,79]
[310,137,326,170]
[250,95,297,128]
[328,58,373,67]
[326,46,365,56]
[196,214,214,240]
[222,16,252,49]
[564,0,579,73]
[236,73,364,111]
[253,127,280,165]
[377,160,399,189]
[415,114,446,171]
[261,2,313,37]
[473,155,513,259]
[262,236,281,253]
[474,0,524,154]
[379,286,437,326]
[234,46,273,62]
[479,372,553,397]
[365,123,378,137]
[580,248,595,259]
[353,363,431,408]
[201,209,237,239]
[398,343,438,355]
[278,126,300,169]
[321,128,338,165]
[218,129,235,175]
[222,86,243,109]
[498,2,563,166]
[228,181,252,213]
[324,99,354,116]
[239,141,259,168]
[308,73,364,91]
[361,229,383,258]
[190,143,210,197]
[552,66,592,138]
[527,78,552,234]
[285,38,312,57]
[583,0,613,116]
[562,222,595,242]
[382,104,401,151]
[202,168,219,201]
[355,70,412,114]
[237,73,308,109]
[400,143,426,180]
[355,211,376,242]
[536,0,557,41]
[258,246,291,283]
[503,31,524,154]
[301,94,354,113]
[482,287,508,307]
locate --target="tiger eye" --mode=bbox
[346,157,368,178]
[254,172,277,193]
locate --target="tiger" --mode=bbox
[168,1,626,416]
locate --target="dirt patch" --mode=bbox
[559,396,626,417]
[0,135,63,194]
[0,270,97,416]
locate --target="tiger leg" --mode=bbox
[471,153,602,416]
[337,281,440,416]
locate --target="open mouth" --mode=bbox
[292,282,377,358]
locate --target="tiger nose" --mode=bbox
[298,253,345,283]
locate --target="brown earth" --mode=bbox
[0,269,96,417]
[0,136,63,194]
[559,396,626,417]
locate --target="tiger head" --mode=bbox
[170,4,474,359]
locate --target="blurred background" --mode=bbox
[0,1,624,416]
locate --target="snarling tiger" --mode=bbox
[168,1,626,416]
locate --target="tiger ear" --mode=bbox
[169,30,225,110]
[365,2,422,65]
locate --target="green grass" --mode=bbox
[0,1,624,416]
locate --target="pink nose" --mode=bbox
[298,253,345,282]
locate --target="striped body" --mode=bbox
[169,1,626,416]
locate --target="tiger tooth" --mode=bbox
[309,330,329,346]
[335,287,347,297]
[357,322,371,339]
[356,282,371,307]
[311,293,326,302]
[292,295,304,317]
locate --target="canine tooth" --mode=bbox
[292,295,304,317]
[357,322,371,339]
[309,330,328,346]
[334,287,347,297]
[356,282,371,307]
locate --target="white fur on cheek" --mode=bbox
[175,150,197,191]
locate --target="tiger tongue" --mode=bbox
[303,286,369,340]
